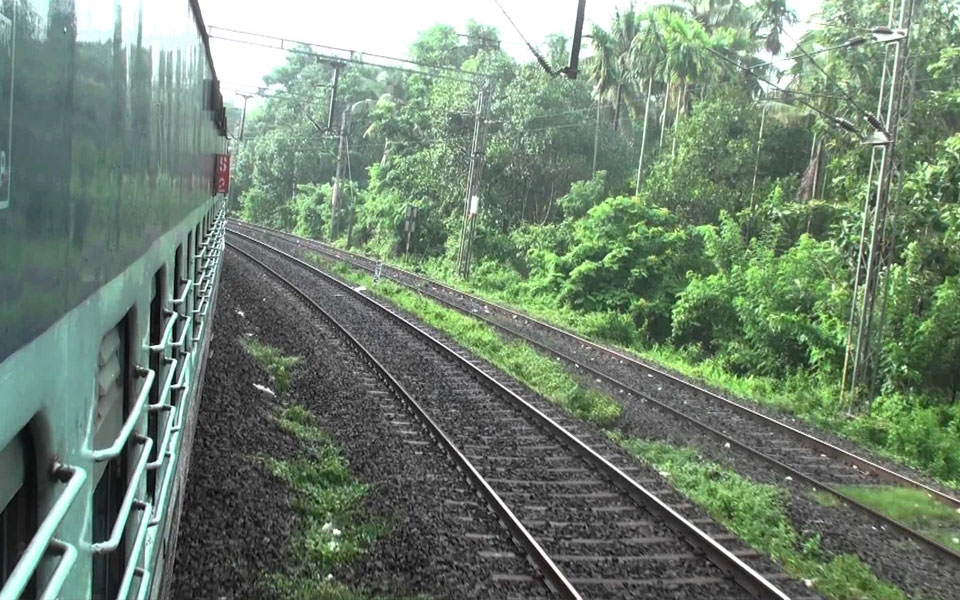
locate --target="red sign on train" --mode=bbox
[215,154,231,195]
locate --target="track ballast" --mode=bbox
[226,231,805,600]
[228,219,960,566]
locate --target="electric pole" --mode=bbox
[331,105,350,239]
[457,81,491,278]
[842,0,914,410]
[404,205,419,254]
[238,93,253,141]
[592,96,601,174]
[330,99,371,239]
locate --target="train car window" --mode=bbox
[194,224,202,307]
[92,318,130,600]
[173,245,184,358]
[187,231,194,348]
[146,270,164,499]
[0,432,36,596]
[187,232,194,288]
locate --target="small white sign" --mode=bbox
[469,195,480,216]
[374,260,383,285]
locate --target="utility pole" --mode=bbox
[238,93,253,141]
[457,81,491,278]
[592,96,601,174]
[562,0,587,79]
[746,98,768,238]
[634,75,654,195]
[330,105,350,239]
[843,0,914,410]
[404,205,419,254]
[330,99,373,239]
[327,63,342,131]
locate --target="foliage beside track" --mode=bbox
[613,436,909,600]
[827,485,960,552]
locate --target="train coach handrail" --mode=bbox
[38,539,77,600]
[171,314,193,349]
[146,310,179,353]
[146,401,178,472]
[0,464,87,600]
[92,436,153,554]
[172,370,192,431]
[90,366,155,462]
[146,352,191,471]
[173,279,194,306]
[171,352,192,397]
[134,568,152,600]
[149,431,181,527]
[115,501,152,600]
[147,357,178,413]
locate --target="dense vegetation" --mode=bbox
[232,0,960,482]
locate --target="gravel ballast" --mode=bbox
[229,222,960,600]
[227,233,820,600]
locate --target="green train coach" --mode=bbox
[0,1,228,598]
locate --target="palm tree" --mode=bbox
[752,0,797,55]
[657,11,712,159]
[589,4,642,131]
[631,13,667,192]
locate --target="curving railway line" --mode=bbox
[224,231,815,600]
[227,219,960,566]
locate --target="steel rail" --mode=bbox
[227,233,791,600]
[229,220,960,510]
[226,241,580,599]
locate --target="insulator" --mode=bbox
[864,112,887,132]
[872,26,893,34]
[847,36,869,47]
[833,117,859,134]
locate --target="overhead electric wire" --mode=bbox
[780,27,882,128]
[702,45,861,136]
[491,0,557,75]
[747,36,881,71]
[208,31,483,85]
[209,25,488,79]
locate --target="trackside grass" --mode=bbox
[830,485,960,552]
[613,436,909,600]
[262,405,388,599]
[241,338,301,394]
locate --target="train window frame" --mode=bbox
[91,312,133,600]
[146,268,166,500]
[186,232,195,351]
[173,244,184,357]
[193,223,202,307]
[0,431,36,595]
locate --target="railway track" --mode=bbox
[228,219,960,565]
[225,232,807,600]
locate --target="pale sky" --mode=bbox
[198,0,821,104]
